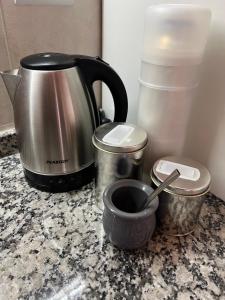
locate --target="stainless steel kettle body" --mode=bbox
[1,53,128,192]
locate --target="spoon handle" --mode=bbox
[143,169,180,209]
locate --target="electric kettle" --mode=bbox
[0,52,128,192]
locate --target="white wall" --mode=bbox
[103,0,225,200]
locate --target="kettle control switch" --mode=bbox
[15,0,74,5]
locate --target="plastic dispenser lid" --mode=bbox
[151,156,211,196]
[92,123,148,153]
[142,4,211,66]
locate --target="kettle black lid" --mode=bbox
[20,52,75,70]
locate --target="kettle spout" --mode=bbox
[0,69,20,104]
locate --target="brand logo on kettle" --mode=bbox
[46,159,69,164]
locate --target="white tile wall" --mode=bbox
[103,0,225,199]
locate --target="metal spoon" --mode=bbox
[141,169,180,210]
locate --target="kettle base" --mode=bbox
[24,164,95,193]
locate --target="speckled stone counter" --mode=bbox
[0,134,225,299]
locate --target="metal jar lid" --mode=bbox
[151,156,211,196]
[92,122,148,153]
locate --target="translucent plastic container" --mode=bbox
[142,4,211,65]
[137,83,196,168]
[140,61,199,88]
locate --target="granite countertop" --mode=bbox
[0,132,225,300]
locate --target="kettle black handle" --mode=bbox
[75,56,128,124]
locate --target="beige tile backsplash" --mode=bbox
[0,4,13,130]
[0,0,101,131]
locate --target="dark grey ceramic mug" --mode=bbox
[103,179,159,249]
